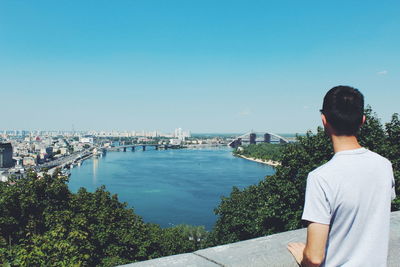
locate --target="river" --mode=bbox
[68,147,275,230]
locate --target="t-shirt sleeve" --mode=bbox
[387,161,396,201]
[391,173,396,201]
[302,172,331,225]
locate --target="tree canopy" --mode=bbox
[0,171,208,266]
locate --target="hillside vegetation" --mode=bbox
[1,107,398,266]
[0,172,208,266]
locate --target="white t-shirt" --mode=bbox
[302,147,396,267]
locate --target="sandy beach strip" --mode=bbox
[236,154,281,167]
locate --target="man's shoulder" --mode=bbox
[308,158,336,178]
[308,148,392,180]
[364,149,392,165]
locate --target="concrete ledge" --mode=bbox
[194,228,306,267]
[120,253,218,267]
[389,210,400,267]
[121,211,400,267]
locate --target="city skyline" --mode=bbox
[1,1,399,133]
[0,128,193,138]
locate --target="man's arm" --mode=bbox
[287,222,329,267]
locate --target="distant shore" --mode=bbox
[235,154,281,167]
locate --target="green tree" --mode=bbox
[0,171,205,266]
[384,113,400,210]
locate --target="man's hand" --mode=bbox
[287,242,305,266]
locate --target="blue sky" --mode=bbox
[1,0,399,133]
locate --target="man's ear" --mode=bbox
[361,115,366,126]
[321,114,328,127]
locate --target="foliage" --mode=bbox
[233,143,284,162]
[0,171,208,266]
[147,224,208,256]
[0,107,398,265]
[383,113,400,210]
[210,107,399,245]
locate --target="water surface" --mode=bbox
[68,147,274,230]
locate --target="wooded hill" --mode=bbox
[1,107,398,266]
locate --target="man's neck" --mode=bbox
[331,135,362,153]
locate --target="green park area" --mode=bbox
[233,142,285,163]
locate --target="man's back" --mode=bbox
[302,147,395,266]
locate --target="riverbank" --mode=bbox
[235,154,281,167]
[42,149,97,177]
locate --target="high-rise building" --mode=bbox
[0,143,14,168]
[174,128,191,140]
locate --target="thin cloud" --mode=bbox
[238,109,252,117]
[377,70,388,75]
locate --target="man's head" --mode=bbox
[321,86,365,136]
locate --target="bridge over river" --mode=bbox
[229,131,291,148]
[107,144,182,152]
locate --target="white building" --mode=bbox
[0,171,8,182]
[174,128,191,140]
[169,139,182,145]
[23,156,37,166]
[79,136,94,144]
[60,147,68,155]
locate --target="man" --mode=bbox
[287,86,396,266]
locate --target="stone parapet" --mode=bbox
[121,211,400,267]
